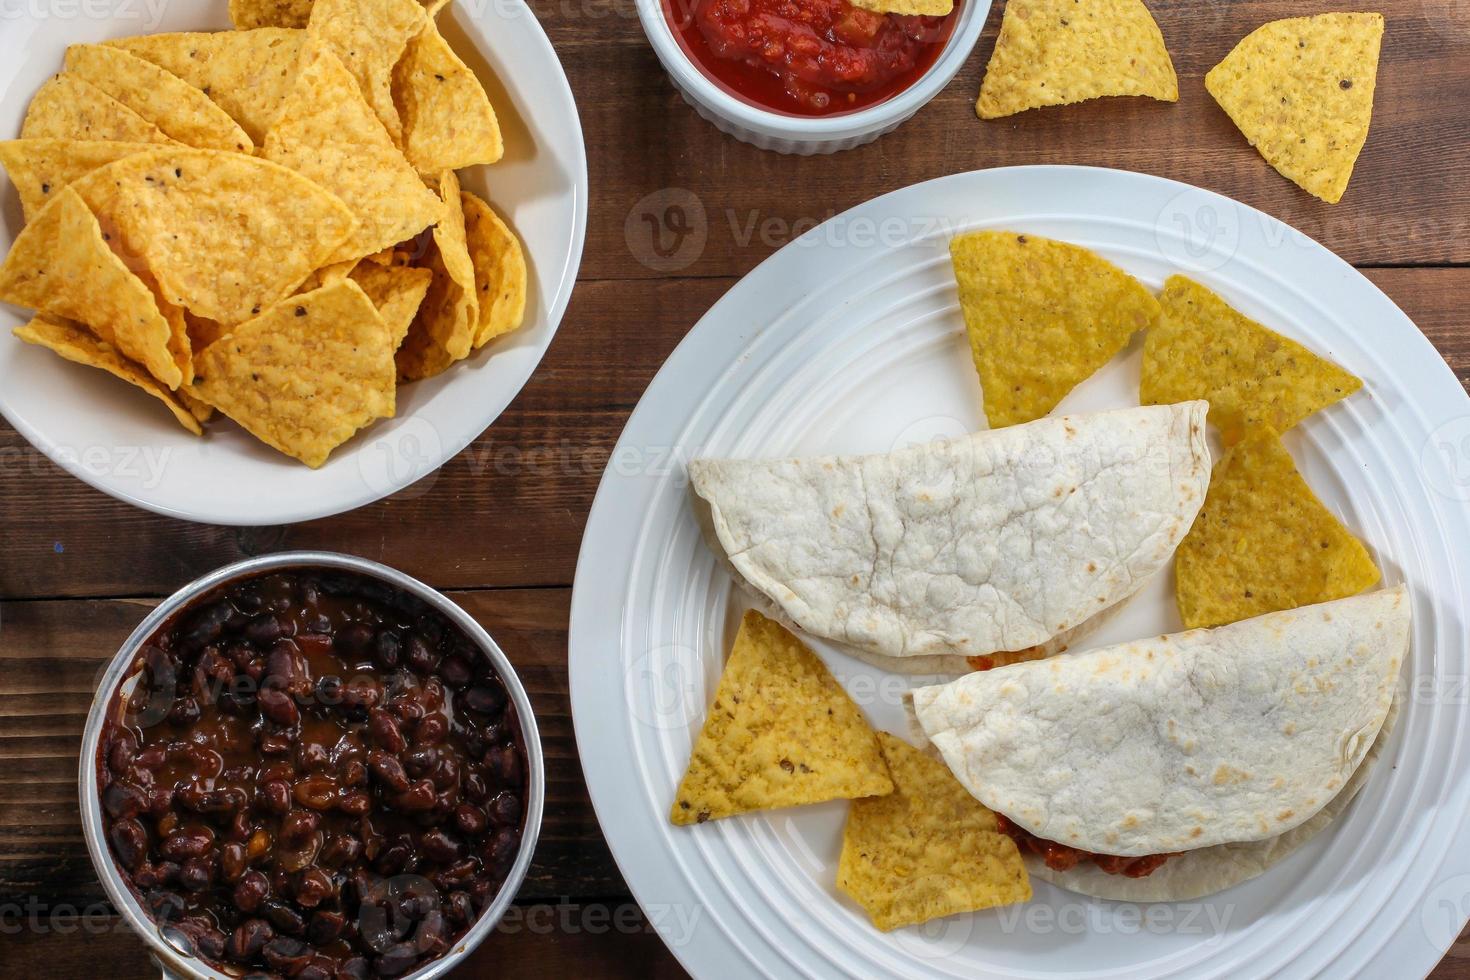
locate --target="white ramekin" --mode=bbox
[636,0,989,154]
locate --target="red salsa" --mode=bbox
[995,813,1176,879]
[665,0,959,115]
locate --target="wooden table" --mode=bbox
[2,0,1467,975]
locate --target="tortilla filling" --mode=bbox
[994,813,1176,878]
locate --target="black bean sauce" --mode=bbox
[98,570,528,979]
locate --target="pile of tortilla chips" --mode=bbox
[669,610,1031,930]
[0,0,527,468]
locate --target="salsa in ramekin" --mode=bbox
[664,0,961,116]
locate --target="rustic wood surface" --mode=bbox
[2,0,1468,974]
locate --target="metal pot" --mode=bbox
[78,551,545,979]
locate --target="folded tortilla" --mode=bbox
[912,587,1409,901]
[689,403,1210,671]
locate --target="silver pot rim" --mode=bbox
[78,550,546,980]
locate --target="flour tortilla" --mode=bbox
[912,587,1408,898]
[689,403,1210,669]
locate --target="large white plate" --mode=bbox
[569,167,1470,979]
[0,2,586,525]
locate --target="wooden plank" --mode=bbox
[0,589,628,906]
[0,908,690,980]
[533,0,1470,278]
[1,268,1466,600]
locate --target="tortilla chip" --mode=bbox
[307,0,428,145]
[68,148,356,326]
[20,75,175,144]
[396,170,478,381]
[837,733,1030,930]
[264,39,444,264]
[0,187,181,389]
[1141,275,1362,444]
[1206,13,1383,204]
[363,247,397,266]
[191,280,396,467]
[977,0,1177,118]
[669,611,893,825]
[460,191,526,349]
[1175,426,1380,629]
[849,0,951,14]
[14,315,201,435]
[231,0,316,28]
[350,262,432,348]
[185,311,229,354]
[63,45,253,153]
[0,139,157,222]
[177,386,216,424]
[950,231,1160,427]
[106,30,306,145]
[393,20,503,172]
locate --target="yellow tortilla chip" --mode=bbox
[1206,13,1383,204]
[231,0,316,28]
[350,262,432,348]
[177,386,216,424]
[185,311,229,355]
[14,315,201,435]
[393,20,503,172]
[0,187,181,389]
[191,280,396,467]
[264,39,444,264]
[950,231,1159,427]
[977,0,1177,118]
[396,170,478,381]
[1175,426,1381,629]
[849,0,951,14]
[20,75,175,144]
[63,45,253,153]
[307,0,427,145]
[0,139,157,222]
[837,733,1030,930]
[1141,275,1362,444]
[68,148,355,326]
[460,191,526,349]
[670,610,893,825]
[105,30,306,145]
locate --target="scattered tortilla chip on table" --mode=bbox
[191,280,397,467]
[14,315,201,435]
[1206,13,1383,204]
[0,139,157,221]
[0,186,182,389]
[977,0,1177,119]
[837,733,1031,931]
[670,610,894,825]
[20,74,175,144]
[394,19,503,172]
[67,147,356,326]
[396,170,479,381]
[230,0,317,29]
[62,44,253,153]
[460,191,526,349]
[307,0,428,144]
[350,262,432,348]
[264,39,445,264]
[1141,275,1362,444]
[1175,426,1381,629]
[950,230,1160,427]
[105,30,307,145]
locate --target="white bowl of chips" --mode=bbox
[636,0,990,154]
[0,0,586,523]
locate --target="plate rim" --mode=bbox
[568,164,1470,980]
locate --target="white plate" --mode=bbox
[569,167,1470,979]
[0,3,586,525]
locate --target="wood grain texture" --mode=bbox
[0,0,1467,974]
